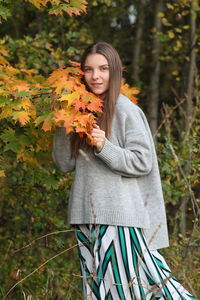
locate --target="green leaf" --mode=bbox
[0,97,10,107]
[0,128,22,152]
[0,4,11,21]
[15,91,31,98]
[34,112,53,127]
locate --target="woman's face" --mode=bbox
[83,53,110,96]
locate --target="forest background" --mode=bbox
[0,0,199,299]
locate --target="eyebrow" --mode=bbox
[84,64,109,68]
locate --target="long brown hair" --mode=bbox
[71,41,122,157]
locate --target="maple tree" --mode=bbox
[0,1,138,161]
[27,0,88,16]
[0,43,139,167]
[0,0,88,22]
[0,1,199,298]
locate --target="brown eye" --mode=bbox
[100,66,109,71]
[84,67,92,73]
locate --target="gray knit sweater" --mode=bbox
[52,94,169,250]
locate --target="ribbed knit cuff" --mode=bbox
[94,138,120,166]
[55,127,70,139]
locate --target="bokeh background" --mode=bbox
[0,1,199,299]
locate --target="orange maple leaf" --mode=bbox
[75,126,87,133]
[67,9,81,16]
[74,99,86,111]
[87,101,103,113]
[74,114,91,128]
[53,109,76,129]
[68,60,81,67]
[42,119,53,131]
[55,79,75,94]
[12,81,30,92]
[121,82,139,104]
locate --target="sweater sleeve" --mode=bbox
[94,106,153,178]
[52,127,75,173]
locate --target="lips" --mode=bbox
[91,83,103,87]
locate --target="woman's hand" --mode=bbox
[91,124,106,153]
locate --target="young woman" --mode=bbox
[52,42,196,300]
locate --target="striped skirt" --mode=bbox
[75,225,196,300]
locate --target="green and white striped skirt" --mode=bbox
[75,225,196,300]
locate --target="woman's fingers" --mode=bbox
[92,132,103,138]
[92,131,104,139]
[91,127,105,137]
[91,125,105,152]
[93,124,100,129]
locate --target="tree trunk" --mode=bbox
[185,0,197,132]
[180,0,197,235]
[147,0,163,135]
[132,0,146,85]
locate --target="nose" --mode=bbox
[92,69,99,80]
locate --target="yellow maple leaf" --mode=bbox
[0,73,10,83]
[17,149,41,167]
[15,98,34,111]
[0,45,9,57]
[74,113,94,128]
[3,65,20,75]
[20,68,38,75]
[69,0,87,13]
[0,106,13,119]
[0,55,9,65]
[0,170,5,177]
[59,91,80,106]
[12,111,32,125]
[27,0,47,9]
[53,78,69,94]
[0,89,7,96]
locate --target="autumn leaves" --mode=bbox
[0,59,139,148]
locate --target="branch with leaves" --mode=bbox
[0,47,139,167]
[0,0,88,23]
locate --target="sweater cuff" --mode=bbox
[94,138,119,165]
[55,126,67,136]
